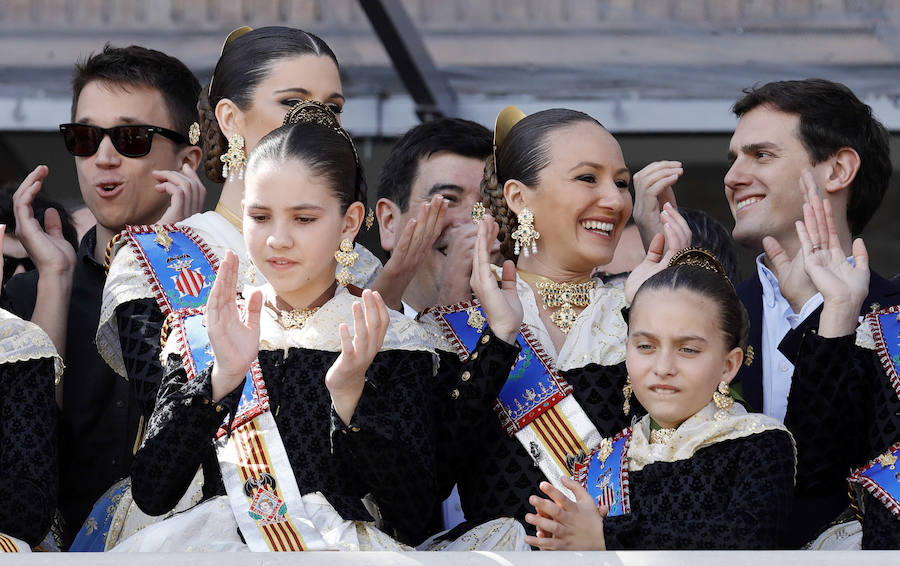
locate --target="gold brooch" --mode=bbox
[877,450,897,470]
[471,202,485,224]
[744,345,754,367]
[596,437,613,467]
[153,225,173,251]
[466,306,486,330]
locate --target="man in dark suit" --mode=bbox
[724,80,898,419]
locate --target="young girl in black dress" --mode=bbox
[524,249,796,550]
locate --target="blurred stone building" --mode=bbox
[2,0,899,273]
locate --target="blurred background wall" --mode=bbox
[1,0,899,276]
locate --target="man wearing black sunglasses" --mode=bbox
[1,44,204,546]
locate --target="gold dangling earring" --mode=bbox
[622,376,632,416]
[364,208,375,230]
[511,207,540,257]
[220,133,247,181]
[334,238,359,287]
[713,380,734,420]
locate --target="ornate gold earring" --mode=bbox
[713,380,734,420]
[188,122,201,145]
[365,208,375,230]
[221,133,247,181]
[471,202,486,224]
[334,238,358,287]
[622,376,633,416]
[511,207,540,257]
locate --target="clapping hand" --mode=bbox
[13,165,76,277]
[326,289,390,425]
[436,222,480,307]
[371,195,447,310]
[469,214,522,344]
[632,160,683,249]
[155,163,208,225]
[208,251,263,402]
[624,203,692,305]
[524,477,608,551]
[795,188,868,338]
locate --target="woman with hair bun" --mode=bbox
[421,107,694,541]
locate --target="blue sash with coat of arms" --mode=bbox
[851,306,900,517]
[573,429,631,517]
[124,224,264,436]
[426,299,572,435]
[163,308,267,437]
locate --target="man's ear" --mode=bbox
[178,145,203,171]
[376,198,402,252]
[503,179,528,216]
[215,98,243,140]
[822,147,860,195]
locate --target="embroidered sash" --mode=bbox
[120,224,219,315]
[0,533,28,552]
[130,222,323,551]
[426,299,602,495]
[866,306,900,398]
[163,307,326,551]
[573,429,631,517]
[849,442,900,519]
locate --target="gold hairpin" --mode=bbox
[492,106,526,178]
[208,26,254,96]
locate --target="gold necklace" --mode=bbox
[517,270,594,334]
[270,284,335,330]
[279,307,318,329]
[649,419,676,445]
[215,202,243,233]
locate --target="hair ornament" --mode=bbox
[282,99,366,204]
[668,247,730,281]
[208,26,254,96]
[188,122,201,145]
[493,106,526,178]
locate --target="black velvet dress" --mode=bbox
[602,428,795,549]
[785,330,900,549]
[0,330,58,546]
[130,344,439,546]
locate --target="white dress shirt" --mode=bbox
[756,255,823,423]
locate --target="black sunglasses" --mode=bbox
[59,123,189,158]
[3,255,35,285]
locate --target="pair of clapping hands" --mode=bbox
[4,164,208,291]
